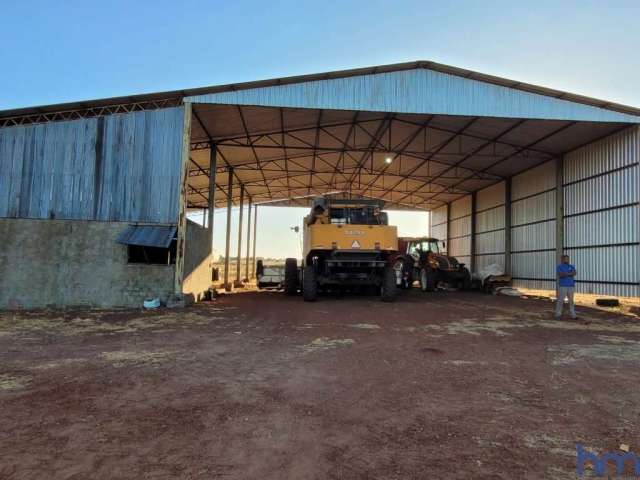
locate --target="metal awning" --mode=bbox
[116,225,177,248]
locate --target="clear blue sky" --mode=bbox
[3,0,638,257]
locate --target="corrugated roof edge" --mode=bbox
[1,60,640,119]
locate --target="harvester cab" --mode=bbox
[284,197,398,302]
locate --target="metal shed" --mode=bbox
[0,61,638,307]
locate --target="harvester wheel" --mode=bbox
[394,259,411,289]
[380,266,398,302]
[302,265,318,302]
[284,258,299,295]
[461,268,472,291]
[420,268,436,292]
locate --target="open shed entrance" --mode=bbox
[183,103,631,290]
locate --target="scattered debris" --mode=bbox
[143,298,161,309]
[29,358,86,370]
[493,286,521,297]
[301,337,354,353]
[596,298,620,307]
[421,347,444,354]
[349,323,380,330]
[548,339,640,366]
[166,294,187,309]
[0,310,227,337]
[0,373,31,391]
[620,444,630,452]
[476,263,513,294]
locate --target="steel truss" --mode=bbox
[187,106,558,210]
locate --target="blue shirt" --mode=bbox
[557,263,576,287]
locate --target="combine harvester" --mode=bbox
[284,197,398,302]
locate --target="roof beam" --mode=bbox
[425,121,578,204]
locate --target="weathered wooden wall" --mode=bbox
[0,107,184,223]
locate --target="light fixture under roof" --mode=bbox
[385,156,393,164]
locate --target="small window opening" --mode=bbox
[128,240,176,265]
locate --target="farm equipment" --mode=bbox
[255,260,286,289]
[284,197,398,302]
[390,237,472,291]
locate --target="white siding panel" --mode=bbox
[566,245,638,284]
[477,206,505,232]
[449,216,471,238]
[476,254,505,272]
[511,160,556,200]
[562,126,639,297]
[576,282,639,298]
[512,251,555,279]
[451,195,471,219]
[431,205,448,226]
[564,166,638,215]
[565,205,639,248]
[431,224,447,242]
[476,230,505,254]
[512,191,555,225]
[449,236,471,259]
[513,279,556,291]
[512,220,555,252]
[476,181,505,211]
[564,126,639,183]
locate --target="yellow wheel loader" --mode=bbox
[284,197,398,302]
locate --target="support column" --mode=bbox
[234,184,245,287]
[555,156,565,263]
[251,205,258,278]
[174,102,192,295]
[470,192,477,273]
[504,177,512,275]
[207,147,217,242]
[445,203,451,255]
[244,198,252,282]
[223,168,233,291]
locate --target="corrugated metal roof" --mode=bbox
[116,225,177,248]
[186,68,640,123]
[1,60,639,122]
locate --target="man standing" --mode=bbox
[556,254,577,319]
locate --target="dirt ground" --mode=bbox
[1,290,640,479]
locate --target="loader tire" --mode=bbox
[420,268,437,292]
[302,265,318,302]
[461,268,472,291]
[394,259,411,289]
[380,266,398,302]
[284,258,298,295]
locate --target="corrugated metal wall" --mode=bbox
[0,107,185,224]
[510,160,557,290]
[430,127,638,298]
[563,126,639,297]
[474,181,506,272]
[448,195,472,266]
[430,205,448,252]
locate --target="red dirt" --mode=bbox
[1,290,639,479]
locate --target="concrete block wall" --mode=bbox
[182,220,213,301]
[0,218,175,309]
